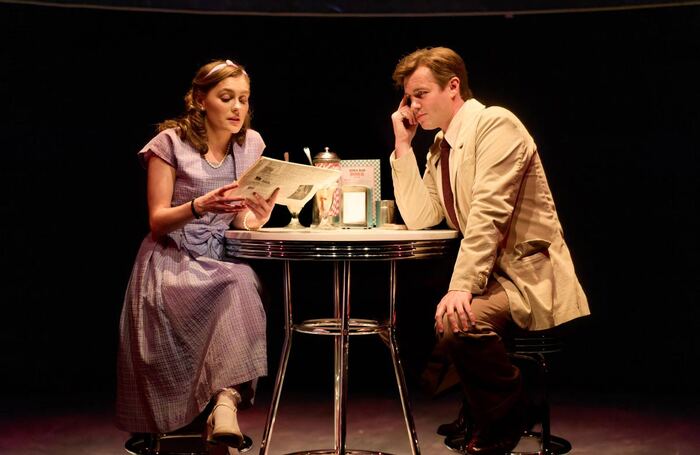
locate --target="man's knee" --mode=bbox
[437,314,477,345]
[437,312,501,347]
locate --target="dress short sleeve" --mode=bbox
[245,129,265,157]
[137,129,179,169]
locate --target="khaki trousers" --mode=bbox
[436,280,523,427]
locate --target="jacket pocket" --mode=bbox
[505,239,556,327]
[513,238,551,264]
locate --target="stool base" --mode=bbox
[125,433,253,455]
[443,431,571,455]
[510,432,571,455]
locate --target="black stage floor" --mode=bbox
[2,385,699,455]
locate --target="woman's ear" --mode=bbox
[193,91,206,111]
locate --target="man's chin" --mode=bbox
[419,122,440,132]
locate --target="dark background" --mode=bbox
[1,2,698,413]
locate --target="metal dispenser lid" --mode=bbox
[312,146,340,164]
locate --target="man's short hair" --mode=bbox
[392,47,473,100]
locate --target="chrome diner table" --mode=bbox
[224,227,459,455]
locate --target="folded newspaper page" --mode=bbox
[227,156,341,207]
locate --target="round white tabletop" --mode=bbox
[225,226,459,241]
[224,227,459,261]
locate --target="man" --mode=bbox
[389,47,589,454]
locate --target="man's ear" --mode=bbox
[449,76,460,98]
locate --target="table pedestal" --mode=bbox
[259,260,419,455]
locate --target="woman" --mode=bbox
[116,59,278,450]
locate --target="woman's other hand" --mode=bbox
[243,188,280,229]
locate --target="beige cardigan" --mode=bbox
[391,99,589,330]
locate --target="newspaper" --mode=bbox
[227,156,341,207]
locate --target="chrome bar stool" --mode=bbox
[443,332,572,455]
[124,425,253,454]
[123,388,254,455]
[505,333,572,455]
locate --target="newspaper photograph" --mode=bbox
[227,156,341,207]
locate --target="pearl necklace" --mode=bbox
[204,140,232,169]
[205,153,227,168]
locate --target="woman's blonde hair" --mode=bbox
[392,47,473,100]
[159,59,251,154]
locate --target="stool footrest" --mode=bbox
[294,318,387,335]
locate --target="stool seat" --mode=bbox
[508,334,565,354]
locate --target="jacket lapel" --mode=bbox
[441,99,486,231]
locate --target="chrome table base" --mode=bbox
[258,260,417,455]
[285,451,397,455]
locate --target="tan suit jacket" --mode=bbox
[391,99,589,330]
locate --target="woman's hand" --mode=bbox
[241,188,281,230]
[391,95,418,158]
[193,182,248,216]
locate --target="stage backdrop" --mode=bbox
[0,2,698,409]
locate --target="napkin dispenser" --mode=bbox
[341,185,372,228]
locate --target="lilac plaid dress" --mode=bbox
[115,128,267,433]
